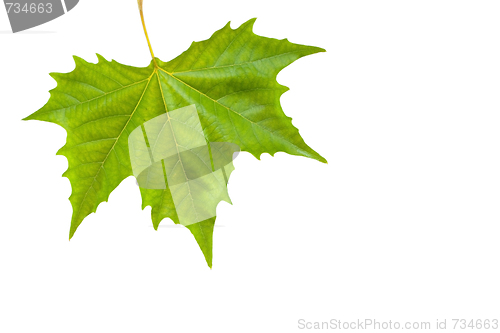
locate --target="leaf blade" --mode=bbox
[24,19,326,266]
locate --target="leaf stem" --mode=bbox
[137,0,158,68]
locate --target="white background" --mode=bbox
[1,0,499,332]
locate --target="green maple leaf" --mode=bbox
[23,1,326,267]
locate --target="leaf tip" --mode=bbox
[69,215,82,241]
[243,17,257,30]
[96,53,106,62]
[48,72,61,80]
[318,155,328,164]
[205,254,213,269]
[72,55,86,66]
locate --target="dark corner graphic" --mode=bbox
[3,0,79,33]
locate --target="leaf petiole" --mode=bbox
[137,0,158,68]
